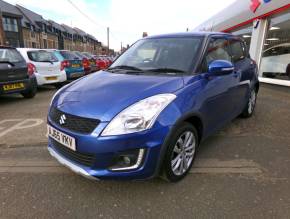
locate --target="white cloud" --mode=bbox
[5,0,236,51]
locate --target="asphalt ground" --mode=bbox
[0,83,289,218]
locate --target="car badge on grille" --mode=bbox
[59,114,66,125]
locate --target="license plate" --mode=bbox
[3,83,25,91]
[46,76,57,81]
[47,125,76,151]
[90,61,95,65]
[71,64,80,68]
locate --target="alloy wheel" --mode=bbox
[171,131,196,176]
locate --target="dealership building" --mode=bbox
[195,0,290,87]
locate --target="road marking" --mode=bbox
[0,158,263,174]
[0,119,44,138]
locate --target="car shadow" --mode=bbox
[0,85,56,105]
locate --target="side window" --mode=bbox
[201,38,231,72]
[229,39,245,63]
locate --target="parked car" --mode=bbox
[17,48,66,87]
[95,57,107,70]
[53,50,84,80]
[260,43,290,79]
[0,46,37,98]
[81,52,100,73]
[72,51,91,75]
[47,32,259,182]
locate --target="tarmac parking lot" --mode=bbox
[0,84,290,218]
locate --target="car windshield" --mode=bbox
[59,51,79,60]
[27,50,58,62]
[0,48,24,63]
[110,37,203,74]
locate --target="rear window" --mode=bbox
[27,50,58,62]
[82,53,92,58]
[0,48,25,63]
[59,51,79,60]
[74,51,85,59]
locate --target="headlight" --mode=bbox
[101,93,176,136]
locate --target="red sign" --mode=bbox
[250,0,261,13]
[250,0,272,13]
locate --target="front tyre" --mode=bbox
[161,122,198,182]
[241,88,257,118]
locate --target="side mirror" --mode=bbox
[208,60,234,75]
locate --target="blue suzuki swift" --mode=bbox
[47,32,259,182]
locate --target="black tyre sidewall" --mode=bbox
[21,80,37,98]
[162,122,198,182]
[241,88,257,118]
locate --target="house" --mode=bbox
[73,27,87,52]
[16,4,58,49]
[61,24,76,51]
[47,20,66,50]
[0,0,24,47]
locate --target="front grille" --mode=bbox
[49,107,100,134]
[51,139,95,167]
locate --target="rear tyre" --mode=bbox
[21,80,37,99]
[241,88,257,118]
[161,122,198,182]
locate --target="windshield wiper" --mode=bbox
[146,68,186,74]
[107,65,143,72]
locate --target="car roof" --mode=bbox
[17,48,50,51]
[145,32,232,39]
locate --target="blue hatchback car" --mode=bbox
[53,50,85,80]
[47,32,259,182]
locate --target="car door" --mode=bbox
[199,36,237,134]
[228,38,252,113]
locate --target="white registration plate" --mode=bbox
[47,125,76,151]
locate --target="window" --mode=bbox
[27,50,58,62]
[231,25,252,52]
[0,48,24,63]
[260,10,290,81]
[59,50,79,60]
[111,37,203,73]
[229,39,246,62]
[43,39,47,49]
[202,38,231,72]
[2,17,18,32]
[31,31,36,38]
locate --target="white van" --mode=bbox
[17,48,67,86]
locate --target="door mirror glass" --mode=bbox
[208,60,234,75]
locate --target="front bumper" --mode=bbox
[47,120,171,180]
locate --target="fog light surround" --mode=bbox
[109,149,146,171]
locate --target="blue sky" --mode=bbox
[5,0,237,51]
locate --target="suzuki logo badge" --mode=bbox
[59,114,66,125]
